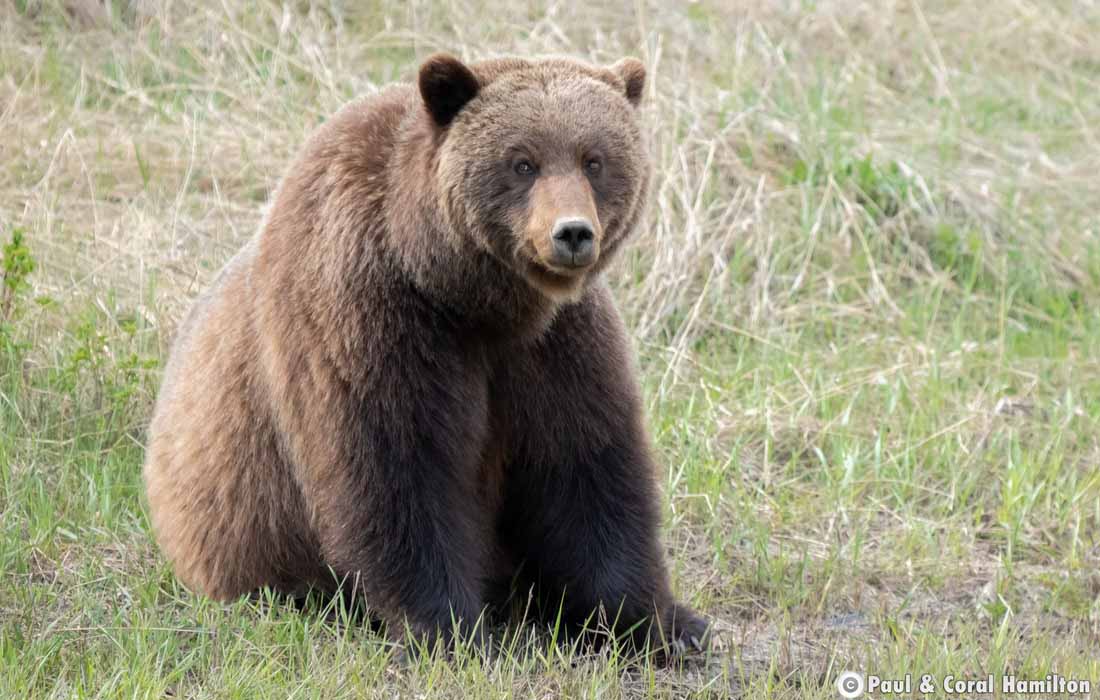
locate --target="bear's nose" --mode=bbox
[550,217,596,268]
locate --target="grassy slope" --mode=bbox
[1,0,1099,697]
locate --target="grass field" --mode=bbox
[2,0,1099,697]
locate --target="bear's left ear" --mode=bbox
[419,53,480,128]
[610,57,646,107]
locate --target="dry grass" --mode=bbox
[2,0,1099,697]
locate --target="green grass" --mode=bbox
[2,0,1099,697]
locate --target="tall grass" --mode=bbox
[2,1,1098,697]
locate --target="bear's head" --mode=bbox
[419,53,649,301]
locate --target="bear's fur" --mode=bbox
[144,53,708,656]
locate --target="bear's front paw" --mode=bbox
[661,603,710,658]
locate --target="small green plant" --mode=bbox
[787,153,912,220]
[928,223,985,290]
[1,226,36,323]
[841,154,911,219]
[1,226,37,354]
[56,306,158,441]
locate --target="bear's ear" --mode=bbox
[418,53,480,128]
[610,57,646,107]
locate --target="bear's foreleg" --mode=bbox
[275,343,494,653]
[493,284,709,658]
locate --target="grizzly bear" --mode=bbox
[144,53,708,657]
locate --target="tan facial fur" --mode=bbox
[523,172,601,298]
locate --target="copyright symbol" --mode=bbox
[836,671,864,698]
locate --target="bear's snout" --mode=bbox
[526,173,601,276]
[550,217,596,268]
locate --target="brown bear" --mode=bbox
[144,53,708,657]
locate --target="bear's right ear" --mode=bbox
[418,53,480,128]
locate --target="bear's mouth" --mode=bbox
[523,257,588,297]
[519,243,592,277]
[529,258,581,281]
[512,241,592,300]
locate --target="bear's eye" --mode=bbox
[514,160,536,177]
[584,157,603,175]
